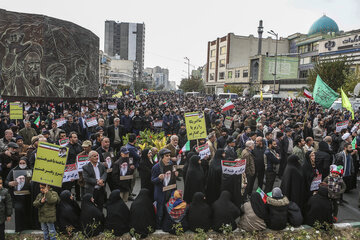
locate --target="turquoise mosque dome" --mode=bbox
[308,15,339,35]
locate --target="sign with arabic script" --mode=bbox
[221,159,246,175]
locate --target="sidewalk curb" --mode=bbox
[5,222,360,235]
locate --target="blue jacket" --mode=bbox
[126,143,141,167]
[162,114,173,130]
[121,115,132,132]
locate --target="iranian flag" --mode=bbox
[179,141,190,154]
[352,137,357,150]
[256,187,267,203]
[34,116,40,128]
[289,98,293,108]
[303,89,313,100]
[221,99,235,112]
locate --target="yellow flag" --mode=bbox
[341,88,354,119]
[260,90,263,101]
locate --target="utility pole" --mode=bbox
[268,30,278,94]
[184,57,190,79]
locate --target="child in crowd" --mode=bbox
[0,177,12,240]
[33,184,59,240]
[324,165,346,222]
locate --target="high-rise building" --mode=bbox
[104,21,145,78]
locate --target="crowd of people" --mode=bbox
[0,91,359,239]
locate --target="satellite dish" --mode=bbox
[263,85,270,93]
[243,88,249,96]
[354,83,360,97]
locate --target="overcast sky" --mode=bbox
[1,0,360,86]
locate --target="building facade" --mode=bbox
[144,66,170,89]
[104,21,145,79]
[205,33,289,94]
[99,50,111,86]
[108,56,138,87]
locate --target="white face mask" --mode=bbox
[19,164,27,169]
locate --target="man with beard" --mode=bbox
[0,142,20,180]
[162,109,173,136]
[151,148,178,229]
[253,136,266,190]
[264,139,280,193]
[335,143,357,192]
[0,129,15,152]
[143,110,153,131]
[18,120,37,146]
[242,141,256,199]
[165,135,179,164]
[62,116,80,136]
[46,63,74,98]
[49,121,62,143]
[237,126,251,150]
[132,110,143,135]
[292,137,305,165]
[112,147,135,202]
[96,137,115,191]
[206,132,217,161]
[313,120,325,149]
[224,137,237,160]
[217,128,229,149]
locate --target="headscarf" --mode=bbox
[166,190,187,222]
[211,149,225,168]
[141,149,151,164]
[250,192,269,221]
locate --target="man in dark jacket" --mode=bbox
[107,118,125,153]
[162,109,173,136]
[224,137,237,160]
[62,116,80,136]
[0,177,12,240]
[121,110,132,133]
[132,110,143,135]
[82,151,107,211]
[253,136,265,189]
[264,139,280,193]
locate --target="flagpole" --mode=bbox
[303,100,311,128]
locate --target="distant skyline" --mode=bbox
[1,0,360,86]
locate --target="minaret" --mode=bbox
[257,20,263,55]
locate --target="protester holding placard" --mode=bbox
[302,151,320,206]
[82,151,107,211]
[112,147,134,202]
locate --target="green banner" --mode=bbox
[313,75,339,109]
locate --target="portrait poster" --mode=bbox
[13,169,32,195]
[162,165,177,192]
[32,142,68,187]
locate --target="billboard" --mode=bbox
[0,9,99,99]
[263,56,298,80]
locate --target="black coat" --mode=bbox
[57,190,81,234]
[305,186,333,226]
[221,171,243,208]
[302,152,317,205]
[187,192,212,232]
[266,196,289,230]
[138,149,155,198]
[184,155,205,203]
[107,124,125,146]
[280,155,306,211]
[211,191,240,232]
[315,141,332,179]
[80,193,104,237]
[65,142,83,164]
[129,189,156,238]
[112,158,134,192]
[206,149,224,205]
[105,189,130,236]
[253,145,266,172]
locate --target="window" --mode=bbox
[219,72,225,80]
[300,57,311,65]
[243,70,248,78]
[228,71,232,79]
[298,45,310,54]
[210,61,215,69]
[299,70,308,78]
[311,56,318,63]
[235,70,240,78]
[219,59,225,68]
[211,49,216,57]
[220,46,226,55]
[210,73,215,80]
[311,42,319,51]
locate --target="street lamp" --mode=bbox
[184,57,190,79]
[267,30,278,94]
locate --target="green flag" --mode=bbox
[341,88,354,120]
[313,75,339,109]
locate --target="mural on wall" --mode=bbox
[0,8,99,98]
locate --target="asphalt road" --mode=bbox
[5,176,360,232]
